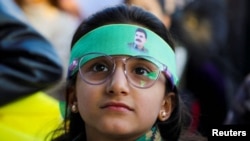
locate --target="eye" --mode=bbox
[132,66,158,80]
[92,63,109,72]
[134,67,150,75]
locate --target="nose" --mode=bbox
[106,62,130,95]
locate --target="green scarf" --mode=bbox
[136,126,163,141]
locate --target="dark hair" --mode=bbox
[135,28,147,39]
[51,4,195,141]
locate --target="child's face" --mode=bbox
[72,55,173,140]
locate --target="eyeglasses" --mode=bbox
[73,53,170,89]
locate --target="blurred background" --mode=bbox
[1,0,250,138]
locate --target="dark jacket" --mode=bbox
[0,10,63,106]
[229,74,250,124]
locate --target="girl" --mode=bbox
[51,4,206,141]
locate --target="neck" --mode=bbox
[83,126,162,141]
[86,130,140,141]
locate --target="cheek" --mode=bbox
[142,95,163,110]
[135,88,165,121]
[75,77,101,118]
[75,85,91,111]
[75,77,89,103]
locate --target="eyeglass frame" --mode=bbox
[69,52,174,89]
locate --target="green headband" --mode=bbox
[69,24,178,85]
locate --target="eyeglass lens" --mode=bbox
[78,54,160,88]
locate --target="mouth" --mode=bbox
[136,39,141,42]
[100,102,133,112]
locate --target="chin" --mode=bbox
[99,121,135,134]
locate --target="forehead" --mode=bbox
[69,24,178,85]
[135,31,146,36]
[85,55,130,63]
[84,55,158,66]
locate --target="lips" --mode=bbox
[100,102,133,111]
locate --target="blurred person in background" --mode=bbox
[75,0,124,20]
[0,4,63,140]
[226,73,250,125]
[224,0,250,125]
[0,0,27,22]
[125,0,175,29]
[49,0,82,20]
[170,0,238,137]
[14,0,80,100]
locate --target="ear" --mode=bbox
[158,92,175,121]
[67,86,78,113]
